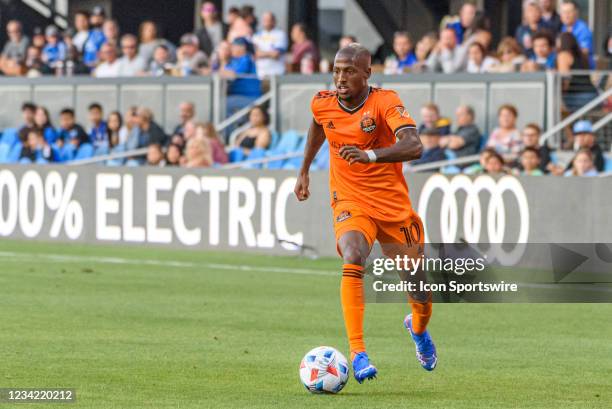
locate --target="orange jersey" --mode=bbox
[311,87,417,223]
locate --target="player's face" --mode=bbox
[333,57,369,101]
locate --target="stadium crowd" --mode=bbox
[0,0,610,175]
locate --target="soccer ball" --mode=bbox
[299,346,349,394]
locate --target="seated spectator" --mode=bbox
[196,2,227,57]
[34,106,58,145]
[288,23,319,74]
[19,102,37,136]
[82,6,106,68]
[487,37,525,72]
[210,40,232,72]
[23,46,52,77]
[106,111,127,147]
[440,105,481,157]
[565,120,604,172]
[0,20,29,76]
[253,12,288,79]
[446,2,477,44]
[411,32,437,73]
[57,108,89,149]
[516,123,552,172]
[411,128,446,165]
[138,20,176,65]
[175,34,209,76]
[464,147,496,175]
[72,10,90,52]
[466,42,497,73]
[384,31,417,74]
[62,28,75,52]
[425,28,464,73]
[195,122,228,164]
[165,143,182,166]
[88,103,108,148]
[484,150,508,175]
[127,108,168,150]
[174,102,195,135]
[184,136,213,168]
[564,148,598,176]
[521,30,556,71]
[486,104,521,154]
[42,25,67,68]
[20,128,52,163]
[540,0,562,34]
[515,0,546,56]
[233,106,271,155]
[222,37,261,114]
[560,0,594,68]
[148,44,173,76]
[117,34,146,76]
[146,143,166,166]
[93,43,121,77]
[516,147,544,176]
[102,19,120,48]
[419,103,451,136]
[557,32,598,112]
[31,27,46,49]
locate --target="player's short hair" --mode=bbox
[498,104,518,118]
[521,146,541,159]
[523,123,541,134]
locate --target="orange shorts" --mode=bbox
[332,200,424,256]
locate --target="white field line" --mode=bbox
[0,251,337,277]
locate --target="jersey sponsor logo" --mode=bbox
[336,210,352,223]
[360,113,376,133]
[326,121,336,129]
[395,105,411,118]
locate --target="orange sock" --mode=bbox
[409,295,432,335]
[341,264,366,358]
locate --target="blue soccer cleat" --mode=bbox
[352,352,378,383]
[404,314,437,371]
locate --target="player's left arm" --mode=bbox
[339,94,423,164]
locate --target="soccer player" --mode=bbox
[294,43,437,383]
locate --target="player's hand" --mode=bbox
[339,146,369,165]
[294,172,310,201]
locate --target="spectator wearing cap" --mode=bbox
[515,0,546,56]
[72,10,90,52]
[539,0,562,34]
[288,23,320,74]
[196,2,228,57]
[446,2,477,44]
[440,105,481,157]
[252,12,287,79]
[560,0,594,68]
[176,34,209,76]
[148,44,173,76]
[384,31,417,74]
[222,37,261,114]
[565,120,604,172]
[42,25,67,67]
[93,43,121,77]
[522,31,556,71]
[411,128,446,165]
[0,20,29,76]
[419,103,451,136]
[138,21,176,65]
[82,6,107,68]
[117,34,146,76]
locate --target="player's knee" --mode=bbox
[342,244,366,266]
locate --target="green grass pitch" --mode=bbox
[0,240,611,409]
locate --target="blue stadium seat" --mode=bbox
[266,130,302,169]
[0,143,11,163]
[19,157,32,164]
[282,136,308,169]
[228,147,246,163]
[243,147,267,169]
[478,134,488,151]
[7,142,22,163]
[604,155,612,173]
[58,144,77,162]
[549,151,558,164]
[94,144,110,157]
[268,131,280,151]
[106,143,126,166]
[73,143,94,160]
[0,128,18,146]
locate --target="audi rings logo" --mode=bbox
[417,174,530,264]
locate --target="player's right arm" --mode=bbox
[294,119,325,201]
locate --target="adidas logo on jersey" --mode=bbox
[326,121,335,129]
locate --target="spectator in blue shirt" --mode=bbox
[41,25,67,68]
[446,2,477,44]
[560,0,594,68]
[514,0,547,57]
[82,6,106,68]
[88,103,108,148]
[222,37,261,115]
[384,31,417,74]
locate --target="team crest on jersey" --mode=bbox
[360,113,376,133]
[336,210,352,223]
[395,105,411,118]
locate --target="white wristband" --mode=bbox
[365,150,377,163]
